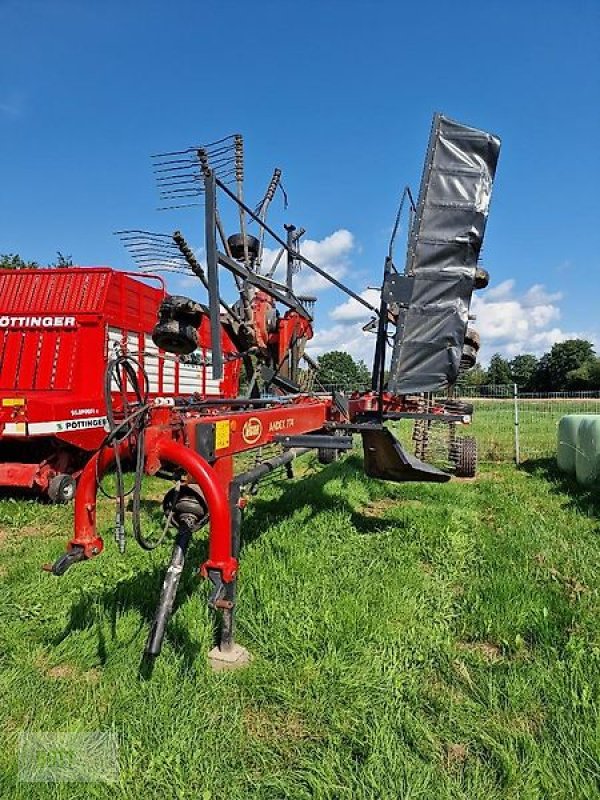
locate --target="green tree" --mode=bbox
[317,350,370,390]
[545,339,595,390]
[487,353,512,385]
[565,358,600,390]
[461,362,488,387]
[509,354,538,389]
[50,251,73,267]
[0,253,39,269]
[530,352,552,391]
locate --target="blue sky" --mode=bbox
[1,0,599,364]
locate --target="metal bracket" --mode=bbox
[382,274,415,306]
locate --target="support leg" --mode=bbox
[207,484,251,671]
[144,525,192,658]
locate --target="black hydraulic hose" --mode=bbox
[102,352,164,552]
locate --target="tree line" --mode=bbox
[0,252,73,269]
[316,340,600,394]
[463,339,600,392]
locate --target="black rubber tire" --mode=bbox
[48,474,76,504]
[160,295,203,326]
[443,400,474,416]
[227,233,260,262]
[152,319,199,355]
[318,445,339,465]
[318,431,343,465]
[464,327,481,351]
[474,268,489,290]
[451,436,478,478]
[459,344,478,372]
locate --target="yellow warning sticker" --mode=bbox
[2,398,25,407]
[215,420,230,450]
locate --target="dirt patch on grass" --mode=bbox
[547,566,588,601]
[362,497,425,517]
[35,653,100,684]
[458,640,503,663]
[19,524,59,539]
[445,742,469,769]
[361,498,398,517]
[46,664,100,684]
[47,664,79,680]
[511,709,545,735]
[243,707,311,742]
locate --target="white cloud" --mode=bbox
[329,288,381,321]
[522,284,562,306]
[308,321,376,364]
[261,229,355,295]
[484,279,515,301]
[472,281,577,362]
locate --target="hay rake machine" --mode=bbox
[47,115,500,669]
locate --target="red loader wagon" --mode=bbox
[0,267,240,502]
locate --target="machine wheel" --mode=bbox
[451,436,478,478]
[443,399,474,416]
[459,344,478,372]
[227,233,260,262]
[464,327,481,351]
[474,268,489,289]
[318,431,342,465]
[48,474,76,504]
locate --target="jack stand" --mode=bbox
[207,486,252,671]
[208,602,251,671]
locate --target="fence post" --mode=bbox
[513,383,520,465]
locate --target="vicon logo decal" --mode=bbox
[0,316,77,329]
[242,417,263,445]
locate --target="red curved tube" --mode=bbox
[152,437,236,581]
[69,435,236,581]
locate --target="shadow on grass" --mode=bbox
[54,455,407,670]
[239,454,408,544]
[54,534,211,673]
[521,457,600,517]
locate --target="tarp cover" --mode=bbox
[388,114,500,394]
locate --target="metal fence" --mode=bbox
[321,383,600,465]
[459,385,600,464]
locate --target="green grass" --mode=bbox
[0,452,599,798]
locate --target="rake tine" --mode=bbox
[256,168,282,270]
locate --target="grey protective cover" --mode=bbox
[387,114,500,394]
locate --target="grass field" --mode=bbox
[1,416,600,798]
